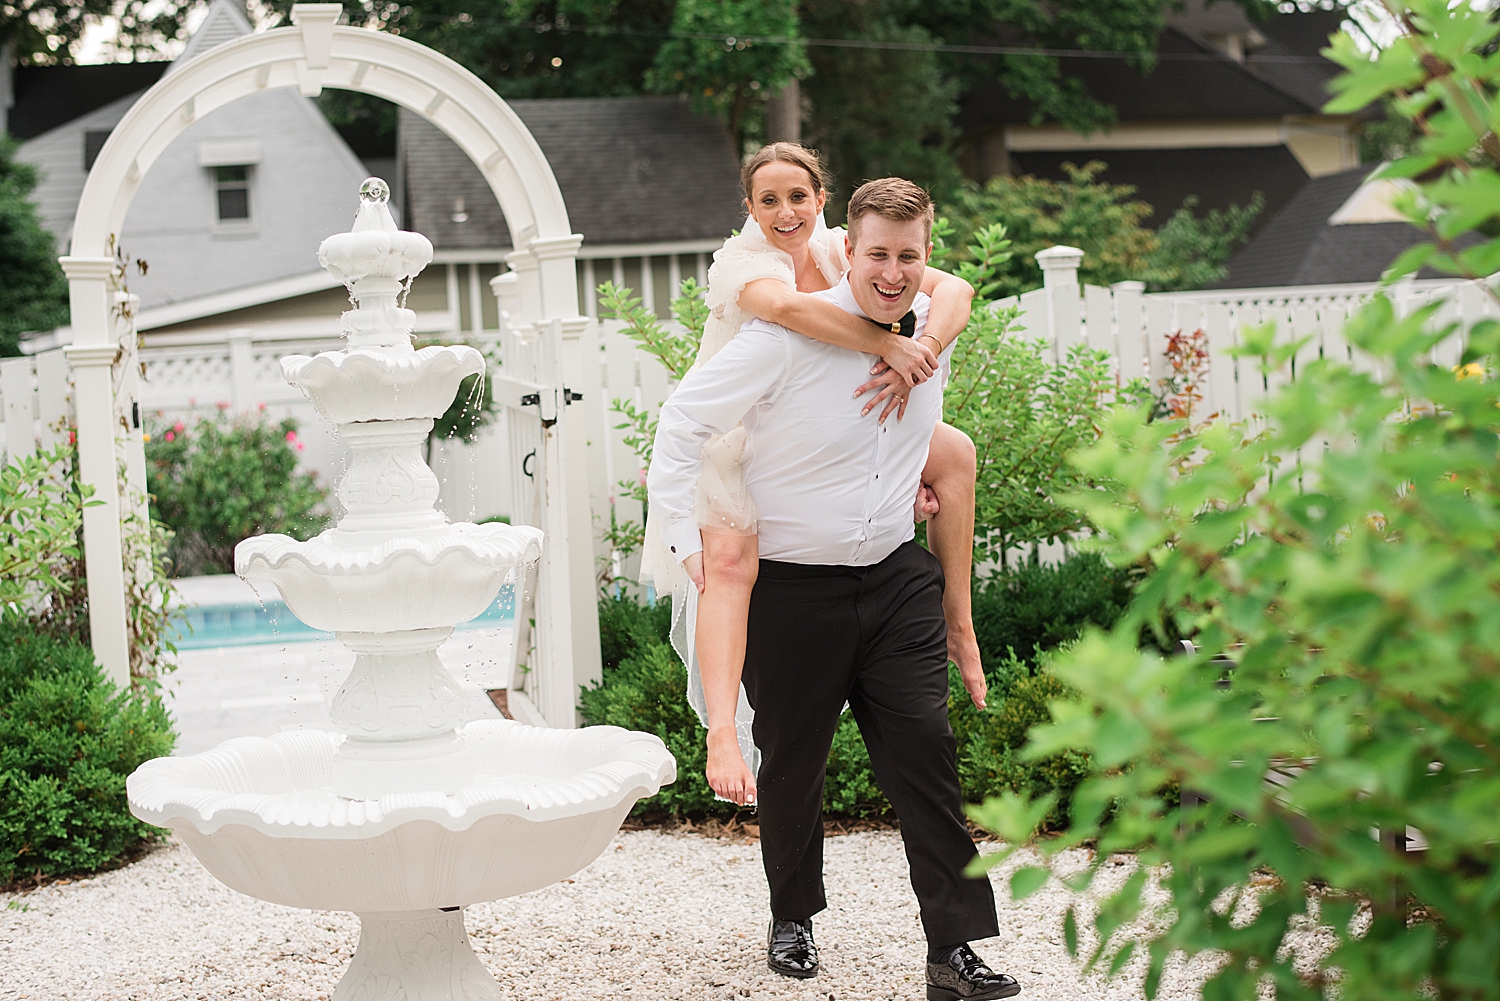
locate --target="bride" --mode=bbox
[641,142,985,806]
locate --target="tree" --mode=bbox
[0,139,68,357]
[292,0,1267,211]
[275,0,673,100]
[800,0,964,210]
[972,5,1500,999]
[645,0,808,157]
[2,0,197,64]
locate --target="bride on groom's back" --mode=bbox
[640,141,990,807]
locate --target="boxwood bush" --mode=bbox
[0,618,175,884]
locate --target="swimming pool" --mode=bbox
[171,583,516,650]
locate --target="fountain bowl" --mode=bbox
[236,524,541,633]
[128,720,676,912]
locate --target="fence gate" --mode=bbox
[489,269,602,728]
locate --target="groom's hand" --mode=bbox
[880,333,938,387]
[683,552,706,593]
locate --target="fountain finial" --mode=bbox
[318,177,432,347]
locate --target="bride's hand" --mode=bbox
[706,728,757,806]
[683,552,706,593]
[854,363,910,423]
[880,333,937,387]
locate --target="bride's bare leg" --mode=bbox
[698,530,760,805]
[924,422,984,708]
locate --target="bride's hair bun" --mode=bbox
[741,142,827,200]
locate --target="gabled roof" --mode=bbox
[9,62,167,140]
[400,96,744,251]
[9,0,251,142]
[1214,165,1480,287]
[167,0,252,73]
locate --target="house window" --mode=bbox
[215,166,251,222]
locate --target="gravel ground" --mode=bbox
[0,829,1226,1001]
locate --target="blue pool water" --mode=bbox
[171,583,516,650]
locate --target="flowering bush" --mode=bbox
[146,410,328,576]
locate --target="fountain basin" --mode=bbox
[236,523,541,633]
[283,345,485,425]
[127,720,675,912]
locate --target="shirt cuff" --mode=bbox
[663,517,703,564]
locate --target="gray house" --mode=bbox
[17,0,744,350]
[18,0,370,344]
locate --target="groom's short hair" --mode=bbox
[846,178,934,248]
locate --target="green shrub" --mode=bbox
[580,640,717,816]
[0,618,175,884]
[146,409,328,576]
[949,653,1089,829]
[598,592,672,673]
[972,553,1134,668]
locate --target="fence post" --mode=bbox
[1036,245,1083,289]
[1036,246,1084,360]
[228,329,255,410]
[60,255,131,689]
[1,358,33,461]
[36,349,71,451]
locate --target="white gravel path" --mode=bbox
[0,829,1223,1001]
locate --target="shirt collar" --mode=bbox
[830,275,867,319]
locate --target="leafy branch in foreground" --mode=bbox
[968,10,1500,999]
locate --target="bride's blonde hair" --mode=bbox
[741,142,828,200]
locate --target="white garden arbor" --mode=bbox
[63,4,602,727]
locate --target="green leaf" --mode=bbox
[1009,865,1050,900]
[1063,905,1078,958]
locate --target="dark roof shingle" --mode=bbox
[9,62,168,140]
[1214,165,1481,287]
[400,96,744,251]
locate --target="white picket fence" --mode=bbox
[6,253,1495,584]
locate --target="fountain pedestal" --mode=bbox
[338,910,500,1001]
[127,178,675,1000]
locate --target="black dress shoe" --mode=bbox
[926,944,1020,1000]
[767,917,818,978]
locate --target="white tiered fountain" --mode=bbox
[128,179,675,1001]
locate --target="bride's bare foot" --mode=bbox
[706,728,757,805]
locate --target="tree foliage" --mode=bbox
[645,0,808,156]
[0,0,197,64]
[972,6,1500,998]
[938,162,1260,298]
[0,139,69,357]
[284,0,1256,205]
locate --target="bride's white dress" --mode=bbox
[640,215,849,776]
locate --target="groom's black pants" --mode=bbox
[741,540,998,948]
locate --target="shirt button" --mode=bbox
[670,546,676,553]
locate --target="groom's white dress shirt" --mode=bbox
[650,276,950,567]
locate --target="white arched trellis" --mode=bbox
[62,4,602,726]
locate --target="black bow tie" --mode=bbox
[875,310,917,338]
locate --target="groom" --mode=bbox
[648,178,1019,1001]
